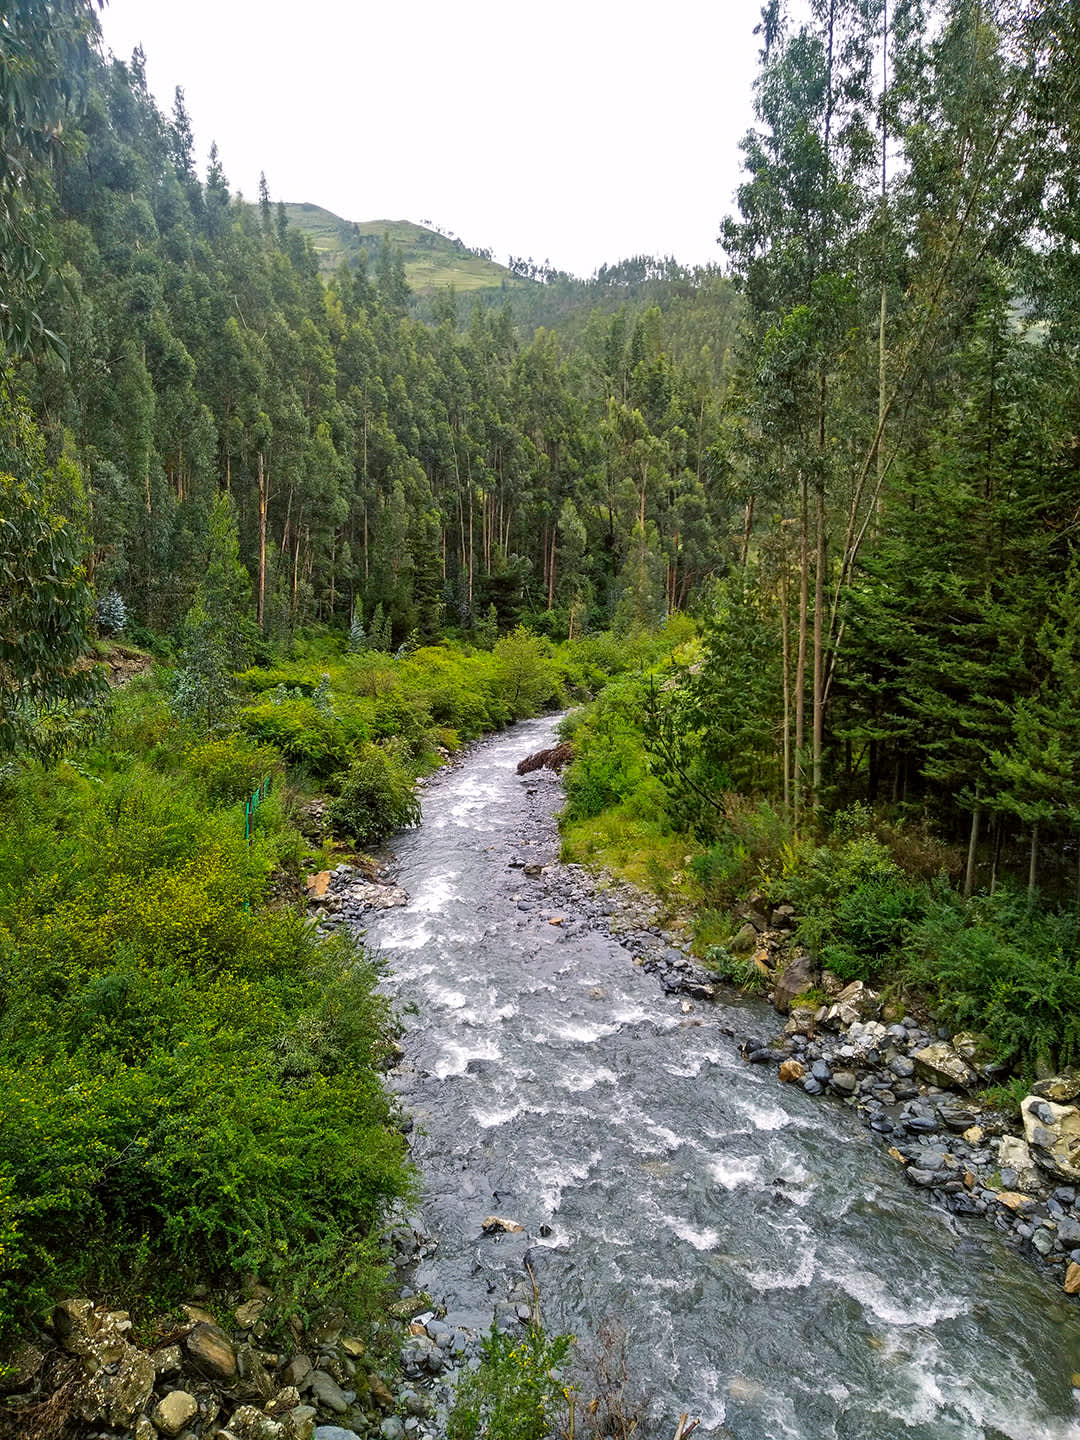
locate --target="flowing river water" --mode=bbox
[363,715,1080,1440]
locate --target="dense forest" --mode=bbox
[5,0,1080,887]
[5,31,741,652]
[4,0,1080,1385]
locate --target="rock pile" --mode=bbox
[752,961,1080,1293]
[305,865,409,929]
[0,1272,488,1440]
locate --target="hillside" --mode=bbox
[283,202,528,296]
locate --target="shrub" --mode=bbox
[903,888,1080,1071]
[328,744,421,847]
[448,1322,572,1440]
[0,748,412,1338]
[185,735,280,805]
[238,696,357,779]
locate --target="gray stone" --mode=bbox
[1033,1073,1080,1104]
[285,1353,314,1387]
[1022,1095,1080,1183]
[381,1420,406,1440]
[830,1070,858,1095]
[911,1042,975,1090]
[905,1168,937,1187]
[1033,1227,1056,1256]
[889,1055,915,1079]
[152,1390,199,1438]
[77,1344,156,1429]
[826,980,880,1028]
[186,1321,238,1381]
[309,1370,349,1414]
[773,951,817,1015]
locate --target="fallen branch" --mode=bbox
[516,742,573,775]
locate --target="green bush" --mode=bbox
[448,1323,573,1440]
[328,744,422,848]
[238,695,362,779]
[185,735,280,805]
[0,711,412,1340]
[903,888,1080,1071]
[562,676,652,822]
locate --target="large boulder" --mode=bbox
[773,950,817,1015]
[185,1321,238,1382]
[1021,1094,1080,1183]
[825,980,880,1029]
[911,1042,975,1090]
[1033,1073,1080,1104]
[77,1344,155,1429]
[997,1134,1041,1191]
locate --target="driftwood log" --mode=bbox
[516,742,573,775]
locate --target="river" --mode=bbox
[363,714,1080,1440]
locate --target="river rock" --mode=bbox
[911,1042,974,1090]
[998,1135,1041,1192]
[186,1321,238,1381]
[314,1429,363,1440]
[0,1341,43,1394]
[1033,1073,1080,1104]
[481,1215,524,1233]
[77,1343,156,1428]
[830,1070,858,1095]
[952,1031,993,1065]
[826,980,879,1028]
[1065,1263,1080,1295]
[996,1191,1038,1215]
[778,1059,806,1083]
[1021,1095,1080,1182]
[843,1019,888,1060]
[309,1369,349,1414]
[341,878,409,911]
[153,1389,199,1437]
[773,951,817,1015]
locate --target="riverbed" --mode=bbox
[363,714,1080,1440]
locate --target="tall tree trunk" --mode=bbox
[963,803,980,901]
[812,478,825,808]
[741,495,755,567]
[1028,821,1040,909]
[781,565,792,811]
[794,472,809,829]
[256,450,267,631]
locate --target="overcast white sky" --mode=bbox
[96,0,767,279]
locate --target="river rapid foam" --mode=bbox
[364,715,1080,1440]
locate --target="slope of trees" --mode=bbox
[2,37,742,661]
[640,0,1080,901]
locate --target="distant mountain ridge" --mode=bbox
[283,203,529,297]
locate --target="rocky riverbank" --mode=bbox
[523,819,1080,1307]
[0,1257,497,1440]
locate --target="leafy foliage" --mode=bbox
[0,386,104,754]
[0,694,412,1337]
[447,1323,573,1440]
[328,744,421,848]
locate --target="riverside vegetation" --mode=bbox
[4,0,1080,1434]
